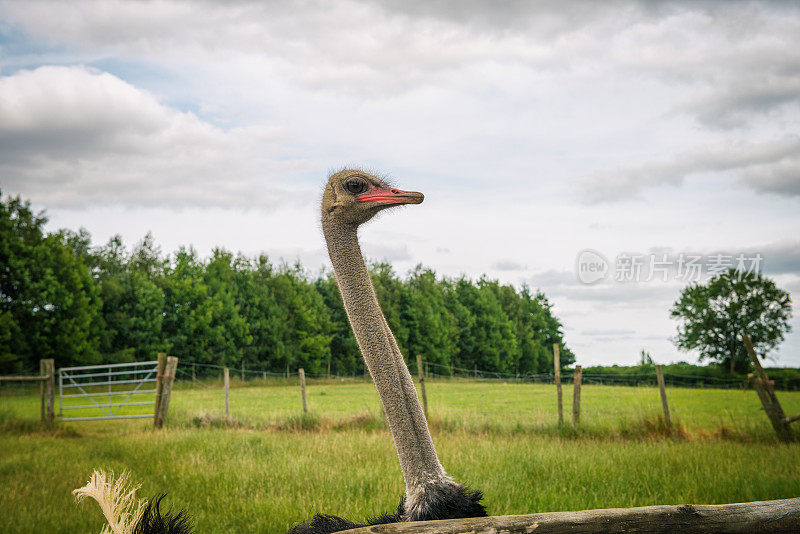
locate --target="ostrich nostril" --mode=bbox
[391,189,399,194]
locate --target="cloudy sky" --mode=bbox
[2,1,799,367]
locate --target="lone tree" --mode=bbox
[670,269,792,373]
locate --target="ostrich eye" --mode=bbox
[345,179,367,195]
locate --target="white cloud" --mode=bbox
[492,260,527,271]
[579,138,800,202]
[0,65,305,208]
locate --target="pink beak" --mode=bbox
[357,186,425,206]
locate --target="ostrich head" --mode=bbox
[321,169,424,226]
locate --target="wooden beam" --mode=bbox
[40,359,46,422]
[0,375,48,381]
[656,364,671,428]
[572,365,581,426]
[224,367,230,418]
[341,498,800,534]
[743,334,773,393]
[155,356,178,428]
[153,352,167,427]
[748,375,792,441]
[743,334,791,441]
[45,360,54,423]
[299,368,308,413]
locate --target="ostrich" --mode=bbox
[76,169,483,533]
[288,170,487,533]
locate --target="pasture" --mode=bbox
[2,378,800,533]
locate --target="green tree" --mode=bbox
[405,265,458,374]
[447,277,517,374]
[671,269,792,373]
[316,271,361,375]
[0,195,102,371]
[235,255,285,372]
[266,262,331,375]
[161,247,250,366]
[370,261,411,360]
[492,283,556,375]
[94,235,167,361]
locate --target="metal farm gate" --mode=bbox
[58,361,158,421]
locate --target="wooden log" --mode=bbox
[656,364,671,428]
[153,352,167,426]
[154,357,178,428]
[224,367,230,418]
[553,344,562,425]
[341,497,800,534]
[743,334,791,441]
[572,365,582,426]
[416,354,428,418]
[299,368,308,413]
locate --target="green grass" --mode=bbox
[1,379,799,533]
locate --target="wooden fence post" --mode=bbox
[416,354,428,418]
[262,371,267,381]
[241,360,245,382]
[656,364,671,428]
[153,352,167,427]
[47,360,55,423]
[154,357,178,428]
[299,368,308,413]
[553,344,563,425]
[743,334,792,441]
[224,367,230,419]
[40,359,54,424]
[40,359,46,422]
[572,365,582,426]
[192,363,196,381]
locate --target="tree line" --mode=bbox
[1,194,574,375]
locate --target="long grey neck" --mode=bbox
[323,220,447,501]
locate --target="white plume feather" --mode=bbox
[73,470,146,534]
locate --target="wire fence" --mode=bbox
[3,357,799,438]
[167,359,800,391]
[154,359,799,437]
[2,358,798,393]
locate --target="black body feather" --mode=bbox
[134,494,193,534]
[287,488,486,534]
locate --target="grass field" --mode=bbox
[2,378,800,533]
